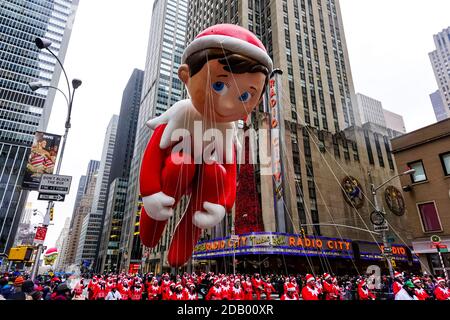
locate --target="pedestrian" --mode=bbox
[434,277,450,301]
[301,275,319,300]
[281,283,299,300]
[105,286,122,300]
[392,271,404,296]
[412,277,430,301]
[395,280,418,300]
[357,279,376,300]
[206,278,223,300]
[9,276,29,300]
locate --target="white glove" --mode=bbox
[142,192,176,221]
[193,202,226,229]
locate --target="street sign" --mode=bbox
[370,211,385,226]
[38,193,65,202]
[38,174,72,195]
[374,221,389,232]
[383,247,392,254]
[431,235,442,245]
[34,226,48,245]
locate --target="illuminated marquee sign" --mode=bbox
[357,241,418,262]
[192,232,354,260]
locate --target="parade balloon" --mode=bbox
[139,24,273,267]
[43,247,58,266]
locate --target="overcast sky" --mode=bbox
[29,0,449,248]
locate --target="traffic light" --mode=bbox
[50,207,54,221]
[8,246,34,262]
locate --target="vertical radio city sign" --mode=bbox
[267,69,287,233]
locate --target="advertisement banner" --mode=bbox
[22,131,62,190]
[34,226,48,245]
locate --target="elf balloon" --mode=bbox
[139,24,273,267]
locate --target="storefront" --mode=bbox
[191,232,421,275]
[412,238,450,277]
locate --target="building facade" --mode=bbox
[58,175,86,270]
[357,93,386,128]
[356,93,406,139]
[97,68,144,272]
[119,0,188,272]
[391,118,450,277]
[0,0,79,256]
[62,161,99,270]
[76,116,118,269]
[53,217,70,272]
[429,27,450,121]
[430,90,448,123]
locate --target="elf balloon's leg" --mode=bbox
[140,153,196,248]
[167,162,228,267]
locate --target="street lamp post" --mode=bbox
[369,168,415,281]
[29,37,82,281]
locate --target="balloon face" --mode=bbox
[180,59,266,123]
[44,248,58,266]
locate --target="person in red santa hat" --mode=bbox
[130,279,144,301]
[139,24,273,269]
[251,273,264,300]
[172,282,187,301]
[281,283,300,301]
[87,276,99,300]
[147,277,161,300]
[322,273,337,300]
[331,277,342,300]
[206,278,223,300]
[301,275,319,301]
[434,277,450,301]
[357,279,376,300]
[242,276,253,300]
[230,279,244,300]
[95,280,108,300]
[221,278,231,300]
[119,279,131,301]
[412,277,430,301]
[392,271,404,296]
[186,282,198,300]
[263,277,276,300]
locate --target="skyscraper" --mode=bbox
[429,27,450,121]
[61,160,99,270]
[356,93,406,138]
[0,0,79,256]
[430,90,448,122]
[76,116,118,268]
[97,69,144,272]
[119,0,188,272]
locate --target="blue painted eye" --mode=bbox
[239,92,251,102]
[212,82,227,95]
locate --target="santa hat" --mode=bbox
[412,277,421,284]
[234,279,241,284]
[214,278,221,285]
[188,282,195,288]
[182,24,273,73]
[394,271,403,278]
[287,283,296,292]
[305,274,315,283]
[436,277,446,283]
[323,273,331,280]
[175,283,183,289]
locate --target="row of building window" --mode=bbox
[408,152,450,183]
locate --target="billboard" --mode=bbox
[22,131,62,190]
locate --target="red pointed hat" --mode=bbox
[394,271,402,278]
[182,24,273,73]
[305,274,315,283]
